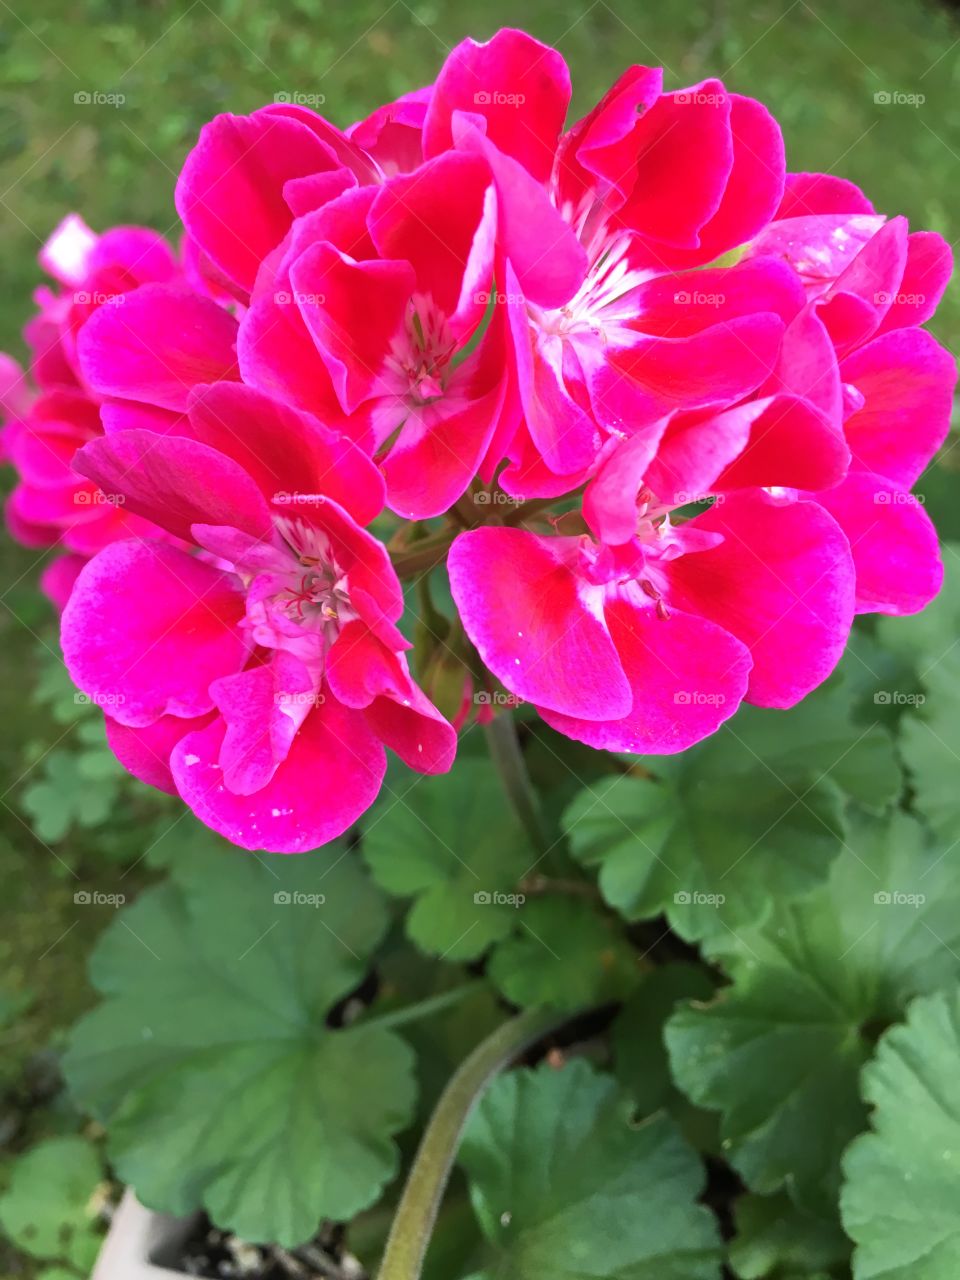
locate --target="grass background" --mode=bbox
[0,0,957,1228]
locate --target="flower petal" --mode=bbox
[62,540,248,727]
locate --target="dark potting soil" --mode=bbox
[173,1218,365,1280]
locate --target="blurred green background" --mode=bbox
[0,0,957,1202]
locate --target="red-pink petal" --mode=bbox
[424,28,570,184]
[664,492,856,708]
[175,109,342,293]
[170,696,385,853]
[61,540,248,727]
[76,284,240,412]
[540,596,751,753]
[326,621,456,773]
[106,711,213,795]
[74,429,273,542]
[187,382,384,527]
[814,471,942,616]
[448,527,632,720]
[840,327,957,488]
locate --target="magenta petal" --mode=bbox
[713,395,850,493]
[76,284,240,412]
[876,231,954,334]
[540,597,751,754]
[170,697,386,853]
[665,492,856,708]
[175,110,341,293]
[106,711,213,795]
[659,94,786,268]
[814,471,942,616]
[40,554,85,610]
[775,172,874,218]
[382,379,504,520]
[187,382,384,526]
[290,244,415,413]
[840,327,957,488]
[424,28,570,184]
[74,429,273,542]
[448,527,632,720]
[210,657,314,795]
[61,540,248,727]
[617,81,732,246]
[237,293,351,426]
[583,424,670,544]
[326,621,456,773]
[369,151,495,335]
[595,313,784,429]
[454,119,587,308]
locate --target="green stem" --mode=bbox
[376,1007,563,1280]
[483,710,548,858]
[362,982,482,1033]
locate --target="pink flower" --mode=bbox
[449,456,856,755]
[236,153,511,518]
[61,383,456,852]
[2,217,193,604]
[420,29,789,490]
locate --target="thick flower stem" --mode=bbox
[376,1007,563,1280]
[483,710,549,858]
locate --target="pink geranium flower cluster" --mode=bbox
[5,29,953,852]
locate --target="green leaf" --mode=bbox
[487,896,638,1011]
[613,964,715,1117]
[22,750,122,843]
[896,651,960,842]
[728,1193,849,1279]
[362,759,533,960]
[0,1136,103,1271]
[459,1059,722,1279]
[842,989,960,1279]
[665,809,960,1211]
[563,670,897,942]
[63,850,416,1246]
